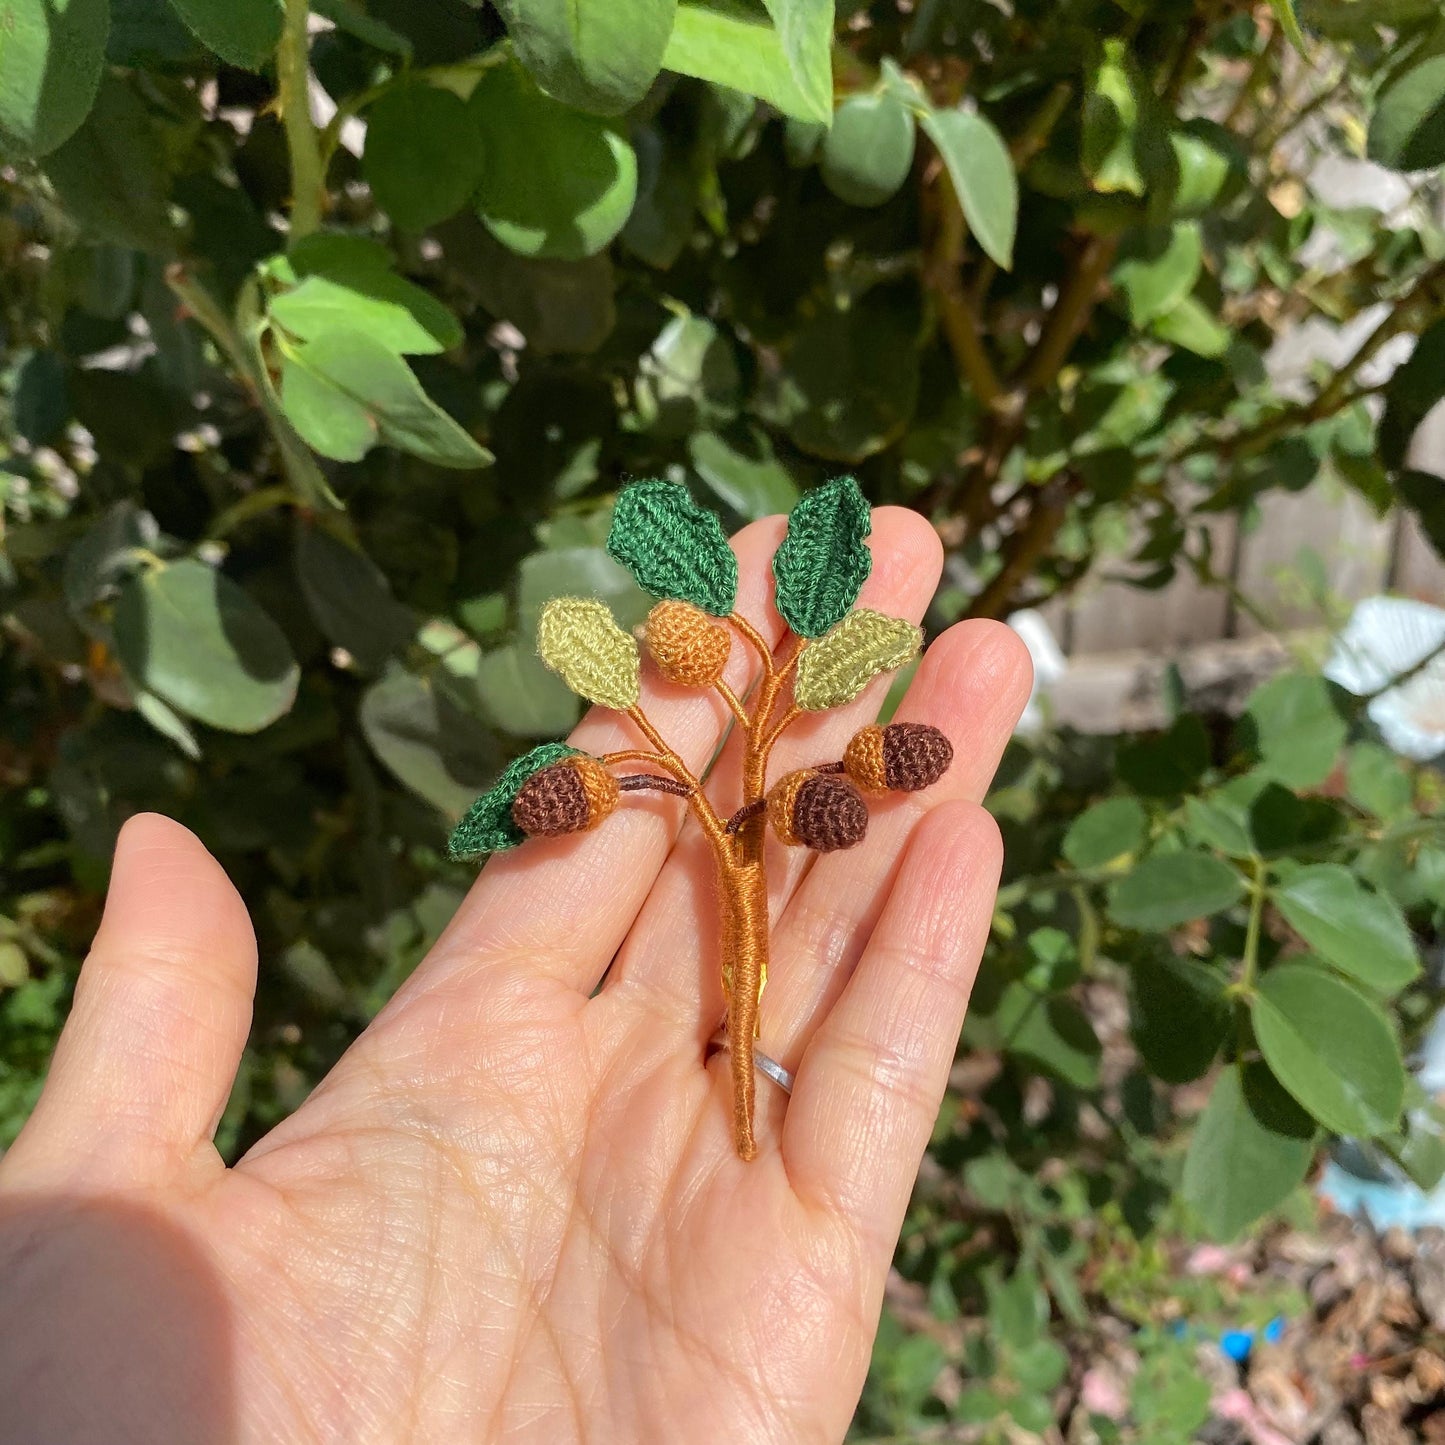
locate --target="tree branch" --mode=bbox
[969,473,1079,619]
[925,171,1004,409]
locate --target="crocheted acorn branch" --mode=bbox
[448,477,953,1161]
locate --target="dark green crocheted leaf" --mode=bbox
[772,476,872,638]
[606,480,738,616]
[448,742,580,859]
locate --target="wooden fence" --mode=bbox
[1048,405,1445,660]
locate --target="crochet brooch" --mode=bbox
[448,478,952,1159]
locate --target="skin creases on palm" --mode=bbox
[0,510,1031,1444]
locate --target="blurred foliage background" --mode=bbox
[4,0,1445,1437]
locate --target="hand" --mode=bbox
[0,509,1031,1445]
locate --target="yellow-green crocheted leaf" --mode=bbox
[795,609,921,711]
[538,597,640,710]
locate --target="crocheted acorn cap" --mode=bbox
[447,475,955,1163]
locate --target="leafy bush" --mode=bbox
[4,0,1445,1433]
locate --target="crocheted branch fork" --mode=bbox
[448,478,953,1160]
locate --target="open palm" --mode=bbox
[0,509,1030,1445]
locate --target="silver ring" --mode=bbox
[708,1033,794,1095]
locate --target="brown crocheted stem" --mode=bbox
[815,760,845,773]
[617,774,693,797]
[725,798,768,834]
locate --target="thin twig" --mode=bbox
[617,775,692,797]
[715,679,750,728]
[727,611,775,680]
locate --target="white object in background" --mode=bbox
[1323,595,1445,761]
[1007,609,1067,735]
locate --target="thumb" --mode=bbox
[10,814,257,1187]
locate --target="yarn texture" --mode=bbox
[447,473,956,1162]
[795,608,922,711]
[881,722,953,790]
[766,769,813,846]
[645,599,732,687]
[767,769,869,851]
[843,724,889,793]
[771,475,873,638]
[538,597,640,710]
[512,758,620,837]
[448,742,581,858]
[792,774,869,851]
[607,479,739,616]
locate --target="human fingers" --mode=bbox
[781,802,1003,1255]
[5,814,256,1188]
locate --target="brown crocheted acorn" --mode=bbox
[767,769,869,851]
[644,599,731,688]
[511,757,620,837]
[844,722,954,794]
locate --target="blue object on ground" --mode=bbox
[1220,1330,1253,1362]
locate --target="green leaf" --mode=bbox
[634,314,742,437]
[1345,743,1413,820]
[1244,673,1346,790]
[820,91,916,208]
[280,328,492,469]
[361,82,485,233]
[447,741,581,857]
[496,0,677,115]
[1271,864,1420,994]
[112,560,299,733]
[1368,54,1445,171]
[294,525,415,674]
[269,274,461,358]
[662,0,832,124]
[0,0,108,158]
[772,475,872,638]
[280,352,374,462]
[688,427,801,520]
[1379,317,1445,471]
[776,301,920,462]
[996,984,1102,1089]
[919,106,1017,269]
[165,0,282,68]
[473,644,580,737]
[794,608,921,710]
[470,61,638,262]
[133,689,201,759]
[1252,962,1406,1137]
[42,77,174,253]
[1150,295,1230,358]
[1268,0,1307,52]
[1061,796,1145,868]
[1129,951,1229,1083]
[518,544,651,637]
[1182,795,1254,858]
[537,598,641,710]
[360,667,503,819]
[1116,713,1209,798]
[1166,122,1239,217]
[1082,39,1144,196]
[984,1262,1046,1351]
[606,479,739,615]
[12,350,70,447]
[760,0,833,123]
[1108,851,1245,932]
[1182,1063,1315,1242]
[1114,222,1203,327]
